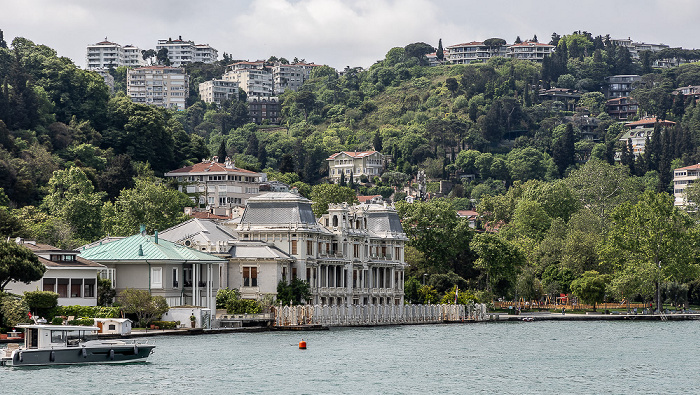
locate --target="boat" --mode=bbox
[0,324,155,366]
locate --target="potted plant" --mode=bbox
[190,314,196,328]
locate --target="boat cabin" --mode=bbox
[17,325,99,349]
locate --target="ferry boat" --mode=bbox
[0,324,155,366]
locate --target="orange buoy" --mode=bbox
[299,340,307,349]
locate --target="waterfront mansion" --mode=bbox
[160,189,408,306]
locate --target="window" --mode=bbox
[83,279,95,298]
[108,324,116,331]
[57,279,69,298]
[151,267,163,288]
[43,278,56,292]
[173,268,179,288]
[243,266,258,287]
[71,279,82,298]
[306,240,313,256]
[353,244,359,258]
[291,240,298,255]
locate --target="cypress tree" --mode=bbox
[436,39,444,61]
[552,123,576,176]
[339,171,346,187]
[216,140,227,162]
[348,170,355,190]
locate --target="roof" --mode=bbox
[509,42,554,47]
[327,151,379,160]
[79,233,226,263]
[625,117,676,128]
[357,195,382,203]
[675,164,700,171]
[15,241,105,269]
[165,161,260,176]
[457,210,479,218]
[159,218,237,246]
[190,211,232,220]
[364,205,405,237]
[447,41,485,48]
[228,241,292,260]
[240,192,317,226]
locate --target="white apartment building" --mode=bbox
[673,164,700,207]
[507,42,555,62]
[127,66,189,110]
[165,157,267,211]
[446,41,508,64]
[270,62,322,94]
[123,45,144,67]
[327,151,385,183]
[156,36,218,67]
[86,39,145,70]
[223,62,273,97]
[199,79,239,105]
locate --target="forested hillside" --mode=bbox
[2,30,700,308]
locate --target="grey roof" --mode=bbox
[365,206,404,236]
[159,218,237,245]
[228,241,292,260]
[241,192,317,226]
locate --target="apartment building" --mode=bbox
[604,75,641,99]
[199,79,239,105]
[156,36,218,67]
[165,157,267,211]
[606,97,638,120]
[673,164,700,208]
[223,62,273,97]
[271,62,321,94]
[86,39,146,70]
[127,66,189,110]
[327,151,385,183]
[446,41,508,64]
[248,96,280,124]
[507,42,555,62]
[618,117,676,158]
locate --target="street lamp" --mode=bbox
[423,273,428,285]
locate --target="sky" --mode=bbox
[1,0,699,70]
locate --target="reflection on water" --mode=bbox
[3,321,699,394]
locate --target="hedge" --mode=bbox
[149,320,180,329]
[56,306,120,319]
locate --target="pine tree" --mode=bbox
[552,123,575,176]
[217,140,227,162]
[514,36,522,44]
[531,34,538,43]
[436,39,444,61]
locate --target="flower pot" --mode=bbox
[190,321,195,328]
[150,324,155,329]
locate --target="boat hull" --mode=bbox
[3,344,155,367]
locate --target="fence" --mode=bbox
[494,301,648,311]
[272,303,488,327]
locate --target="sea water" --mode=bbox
[2,321,698,394]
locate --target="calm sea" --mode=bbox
[3,321,699,394]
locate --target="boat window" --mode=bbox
[66,330,96,346]
[51,330,66,344]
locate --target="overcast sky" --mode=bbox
[1,0,699,70]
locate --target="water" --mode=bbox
[3,321,699,394]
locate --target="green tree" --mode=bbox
[117,288,169,327]
[102,176,191,236]
[0,240,45,291]
[276,278,311,305]
[599,191,698,312]
[570,270,609,311]
[98,276,116,306]
[436,38,444,61]
[23,290,58,319]
[470,233,525,297]
[552,123,575,176]
[310,184,358,216]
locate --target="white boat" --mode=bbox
[0,324,154,367]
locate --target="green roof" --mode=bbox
[79,233,226,263]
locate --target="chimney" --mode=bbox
[138,245,144,256]
[140,224,146,235]
[154,230,159,244]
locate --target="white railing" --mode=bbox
[272,303,487,327]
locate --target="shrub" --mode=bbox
[23,291,58,319]
[56,305,120,319]
[51,317,63,325]
[149,320,180,329]
[67,318,95,326]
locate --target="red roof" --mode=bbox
[626,117,675,127]
[675,163,700,171]
[166,161,259,175]
[357,195,382,203]
[327,151,379,160]
[457,210,479,218]
[190,211,232,220]
[447,41,484,48]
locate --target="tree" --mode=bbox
[102,176,191,236]
[0,241,46,291]
[42,167,106,243]
[470,233,524,297]
[156,48,170,66]
[217,140,227,162]
[436,39,444,61]
[552,123,575,176]
[98,276,116,306]
[276,278,311,305]
[23,290,58,319]
[310,184,358,216]
[570,270,609,311]
[599,191,698,313]
[117,288,169,327]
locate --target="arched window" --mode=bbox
[332,215,338,227]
